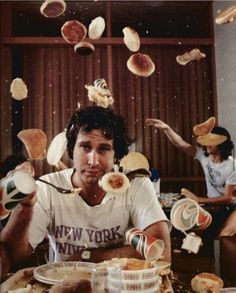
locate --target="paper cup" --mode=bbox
[0,170,37,217]
[170,198,212,231]
[126,228,164,261]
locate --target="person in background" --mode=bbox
[146,118,236,237]
[0,154,27,179]
[2,106,171,265]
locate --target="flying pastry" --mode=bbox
[88,16,105,40]
[40,0,66,18]
[127,53,155,77]
[85,78,114,108]
[193,117,216,136]
[215,4,236,25]
[61,20,87,44]
[10,78,28,100]
[123,27,140,52]
[17,129,47,160]
[176,48,206,66]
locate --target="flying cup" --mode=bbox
[126,228,164,261]
[0,169,37,219]
[170,198,212,231]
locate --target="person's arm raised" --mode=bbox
[146,118,196,157]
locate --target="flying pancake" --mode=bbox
[47,130,67,166]
[120,151,150,174]
[74,41,95,56]
[176,48,206,66]
[17,129,47,160]
[193,117,216,136]
[127,53,155,77]
[123,26,140,52]
[10,78,28,101]
[99,172,130,193]
[40,0,66,18]
[88,16,105,40]
[196,133,227,146]
[61,20,87,44]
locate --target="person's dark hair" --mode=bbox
[204,126,234,160]
[66,106,133,160]
[0,154,27,178]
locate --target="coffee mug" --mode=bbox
[0,169,37,219]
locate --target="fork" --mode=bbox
[37,178,74,194]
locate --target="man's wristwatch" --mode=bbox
[81,250,91,261]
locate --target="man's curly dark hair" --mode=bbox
[66,106,133,160]
[204,126,234,160]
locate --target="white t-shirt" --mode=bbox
[29,168,169,262]
[195,147,236,198]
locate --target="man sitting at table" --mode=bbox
[146,118,236,238]
[1,106,171,265]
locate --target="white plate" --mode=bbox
[33,261,95,285]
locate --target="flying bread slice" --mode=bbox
[10,78,28,101]
[17,129,47,160]
[176,48,206,66]
[193,117,216,136]
[123,27,140,52]
[127,53,155,77]
[215,4,236,25]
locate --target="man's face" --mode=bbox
[73,129,115,185]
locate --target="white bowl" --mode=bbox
[108,266,158,281]
[107,276,160,291]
